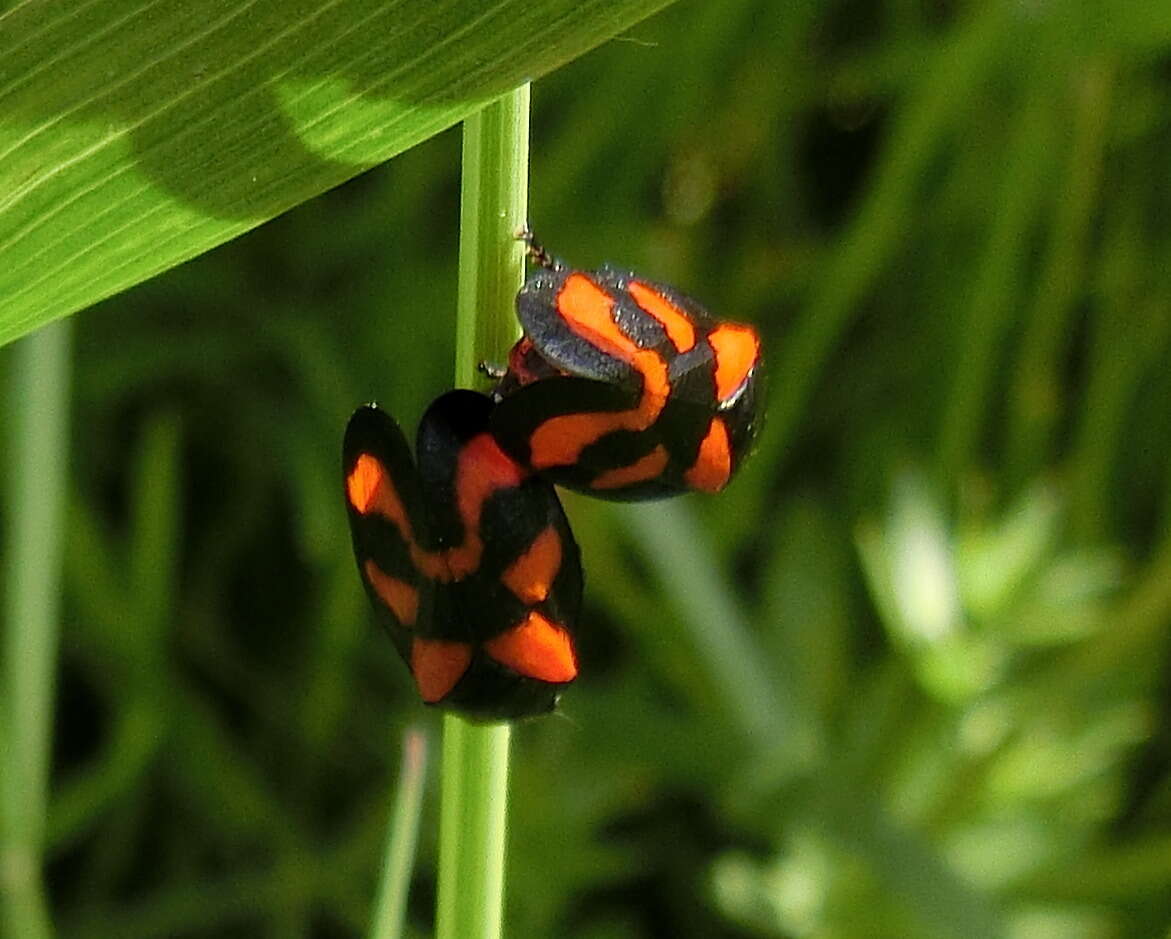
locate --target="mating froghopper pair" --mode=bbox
[343,234,762,720]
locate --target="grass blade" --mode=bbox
[368,728,429,939]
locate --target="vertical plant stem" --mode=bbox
[453,87,531,391]
[436,84,530,939]
[2,319,72,939]
[436,719,511,939]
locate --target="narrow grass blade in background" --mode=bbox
[730,3,1007,509]
[46,414,178,854]
[0,0,674,348]
[1005,60,1114,484]
[618,501,802,753]
[936,78,1057,481]
[435,85,530,939]
[368,728,428,939]
[1,320,72,939]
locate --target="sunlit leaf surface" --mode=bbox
[0,0,672,345]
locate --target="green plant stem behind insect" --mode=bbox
[435,84,530,939]
[1,319,72,939]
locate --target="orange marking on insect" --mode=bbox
[347,455,452,579]
[502,526,562,604]
[363,559,419,625]
[347,454,415,539]
[531,275,672,468]
[347,454,381,512]
[530,413,616,468]
[410,638,472,703]
[484,611,577,683]
[627,281,696,352]
[364,434,528,584]
[556,276,671,397]
[709,323,759,402]
[683,418,732,492]
[590,445,670,490]
[529,369,668,468]
[412,551,449,582]
[557,273,628,352]
[441,433,527,578]
[348,440,528,584]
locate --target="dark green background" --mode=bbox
[16,0,1171,935]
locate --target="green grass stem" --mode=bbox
[435,84,530,939]
[2,319,72,939]
[436,719,511,939]
[453,87,531,391]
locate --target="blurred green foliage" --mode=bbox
[4,0,1171,936]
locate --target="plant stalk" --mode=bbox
[435,83,530,939]
[2,319,72,939]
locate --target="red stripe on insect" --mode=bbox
[484,611,578,683]
[411,639,473,703]
[683,418,732,492]
[627,280,697,353]
[352,437,529,583]
[529,275,672,469]
[590,445,670,490]
[709,323,759,403]
[502,525,562,604]
[363,560,419,626]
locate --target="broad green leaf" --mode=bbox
[0,0,673,347]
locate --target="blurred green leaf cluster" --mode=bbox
[4,0,1171,936]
